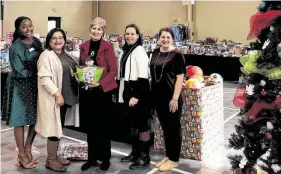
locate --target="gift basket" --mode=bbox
[76,60,104,90]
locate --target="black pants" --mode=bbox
[79,87,112,162]
[155,97,182,162]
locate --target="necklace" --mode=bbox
[154,51,171,83]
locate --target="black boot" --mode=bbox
[100,160,110,171]
[81,161,98,171]
[81,134,98,171]
[121,128,140,163]
[129,140,150,170]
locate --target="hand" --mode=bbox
[169,99,178,113]
[129,97,138,107]
[55,95,64,108]
[88,82,100,88]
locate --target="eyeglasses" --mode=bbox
[51,37,64,41]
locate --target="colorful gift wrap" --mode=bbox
[153,82,224,161]
[76,65,104,84]
[57,143,88,161]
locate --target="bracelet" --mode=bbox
[172,98,178,101]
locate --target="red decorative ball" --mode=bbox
[186,66,203,78]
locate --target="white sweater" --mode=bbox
[117,45,149,81]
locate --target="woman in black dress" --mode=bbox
[149,27,186,172]
[117,24,151,170]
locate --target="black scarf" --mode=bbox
[120,43,139,78]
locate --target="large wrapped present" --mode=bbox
[57,143,88,161]
[76,65,104,84]
[153,82,224,161]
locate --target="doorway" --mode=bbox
[48,17,61,32]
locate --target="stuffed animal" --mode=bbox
[207,73,223,84]
[186,66,203,78]
[190,74,204,82]
[184,78,202,89]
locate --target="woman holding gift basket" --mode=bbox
[117,24,151,170]
[36,28,79,172]
[149,27,186,172]
[77,17,117,171]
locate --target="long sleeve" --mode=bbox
[99,45,118,89]
[131,47,150,99]
[9,46,33,79]
[37,52,59,95]
[136,47,149,79]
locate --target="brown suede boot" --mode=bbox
[56,140,70,166]
[45,139,66,172]
[57,157,70,166]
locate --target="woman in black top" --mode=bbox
[149,27,186,172]
[117,24,151,170]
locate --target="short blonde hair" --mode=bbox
[90,17,106,32]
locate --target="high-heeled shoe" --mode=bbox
[25,149,38,164]
[16,154,36,169]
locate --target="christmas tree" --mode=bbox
[229,1,281,174]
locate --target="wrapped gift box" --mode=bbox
[153,82,224,161]
[57,143,88,161]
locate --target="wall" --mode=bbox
[99,1,259,44]
[193,1,259,44]
[3,1,96,40]
[99,1,187,36]
[3,1,261,44]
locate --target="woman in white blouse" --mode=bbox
[117,24,151,170]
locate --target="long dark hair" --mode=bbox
[45,28,67,50]
[123,23,143,48]
[12,16,32,43]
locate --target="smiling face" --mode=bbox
[125,27,138,45]
[19,19,34,38]
[90,24,103,41]
[49,31,65,52]
[159,31,174,49]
